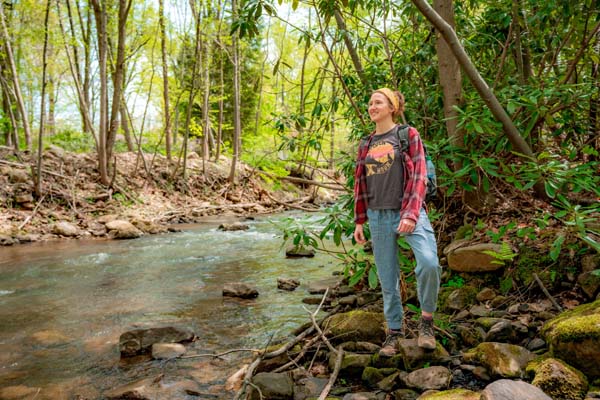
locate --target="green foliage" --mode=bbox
[443,275,466,289]
[46,129,95,153]
[482,242,517,266]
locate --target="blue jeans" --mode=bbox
[367,208,441,330]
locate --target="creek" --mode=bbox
[0,213,335,398]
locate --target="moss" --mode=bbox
[531,358,588,400]
[525,353,553,378]
[513,247,554,286]
[418,388,479,399]
[542,299,600,342]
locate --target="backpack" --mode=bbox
[396,124,438,202]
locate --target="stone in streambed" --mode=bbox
[53,221,80,237]
[323,310,385,344]
[151,343,186,359]
[402,366,452,391]
[417,388,480,399]
[218,222,249,231]
[223,282,259,299]
[249,372,293,400]
[119,326,195,357]
[480,379,551,400]
[105,220,143,239]
[104,376,160,400]
[286,245,315,258]
[277,277,300,291]
[462,342,534,378]
[329,351,371,377]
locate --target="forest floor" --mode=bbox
[0,145,341,245]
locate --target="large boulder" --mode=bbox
[323,310,385,344]
[249,372,294,400]
[462,342,534,378]
[223,282,259,299]
[119,326,195,357]
[105,220,143,239]
[446,243,508,272]
[392,338,450,370]
[531,358,588,400]
[480,379,551,400]
[542,298,600,378]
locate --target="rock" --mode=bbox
[490,295,509,308]
[475,317,509,330]
[391,389,419,400]
[119,326,195,356]
[104,376,160,399]
[307,277,341,294]
[480,379,552,400]
[377,371,404,392]
[0,234,18,246]
[531,358,588,400]
[394,338,450,370]
[402,366,452,391]
[52,221,80,237]
[30,329,70,346]
[417,388,480,399]
[277,277,300,291]
[526,337,546,351]
[477,288,497,302]
[218,222,249,231]
[223,282,259,299]
[339,295,358,306]
[472,365,491,381]
[542,298,600,378]
[14,193,33,203]
[249,372,293,400]
[302,296,325,305]
[342,393,381,400]
[362,367,392,387]
[131,218,168,234]
[329,351,372,377]
[446,287,478,311]
[463,342,534,378]
[151,343,186,359]
[0,385,40,399]
[578,271,600,299]
[323,310,385,344]
[485,320,517,343]
[286,245,315,258]
[469,304,491,317]
[293,376,328,400]
[97,214,119,224]
[582,254,599,273]
[456,324,485,348]
[105,220,143,239]
[8,168,29,183]
[256,343,301,373]
[226,364,248,391]
[343,341,382,353]
[447,243,508,272]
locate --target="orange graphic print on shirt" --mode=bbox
[366,141,395,176]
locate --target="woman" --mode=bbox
[353,88,441,356]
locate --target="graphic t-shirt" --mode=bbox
[365,128,404,210]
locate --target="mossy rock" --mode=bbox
[417,388,480,399]
[256,343,301,373]
[361,366,398,387]
[328,351,371,377]
[444,286,479,312]
[323,310,385,344]
[531,358,588,400]
[463,342,534,378]
[542,299,600,378]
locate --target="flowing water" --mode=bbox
[0,213,336,398]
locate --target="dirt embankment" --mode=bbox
[0,146,338,246]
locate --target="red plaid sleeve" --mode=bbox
[353,137,371,224]
[400,127,427,223]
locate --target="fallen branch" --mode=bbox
[266,192,320,212]
[17,193,47,230]
[179,348,259,360]
[319,345,344,400]
[257,170,347,191]
[533,273,563,312]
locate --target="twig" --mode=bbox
[17,193,46,230]
[179,348,259,360]
[266,192,320,212]
[318,345,344,400]
[303,289,338,355]
[533,273,563,312]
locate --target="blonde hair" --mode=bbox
[374,88,406,123]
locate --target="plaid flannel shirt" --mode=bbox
[353,126,427,225]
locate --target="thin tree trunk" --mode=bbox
[46,75,56,136]
[120,102,134,151]
[107,0,132,165]
[201,19,211,178]
[410,0,546,198]
[0,1,32,150]
[91,0,109,185]
[433,0,464,167]
[159,0,172,162]
[35,0,51,197]
[228,0,241,184]
[0,64,18,149]
[333,8,368,87]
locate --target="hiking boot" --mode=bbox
[417,317,436,350]
[379,329,403,357]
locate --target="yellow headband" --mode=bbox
[376,88,399,112]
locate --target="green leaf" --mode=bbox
[550,235,565,261]
[368,267,378,289]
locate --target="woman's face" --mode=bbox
[368,93,394,123]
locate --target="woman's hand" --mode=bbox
[397,218,416,235]
[354,224,367,244]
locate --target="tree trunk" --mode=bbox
[228,0,241,184]
[0,64,18,149]
[333,8,368,87]
[202,23,211,178]
[159,0,172,162]
[410,0,546,199]
[35,0,51,196]
[0,1,32,150]
[120,102,134,151]
[107,0,132,165]
[91,0,109,185]
[433,0,464,168]
[46,75,56,136]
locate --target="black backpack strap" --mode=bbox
[395,124,410,153]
